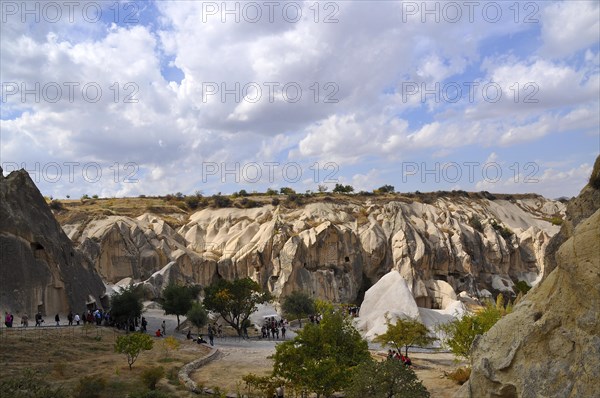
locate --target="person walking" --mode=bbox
[54,314,60,326]
[67,312,73,326]
[35,312,43,327]
[161,320,166,336]
[74,313,80,326]
[208,325,214,346]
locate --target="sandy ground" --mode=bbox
[191,337,464,397]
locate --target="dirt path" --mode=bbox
[191,338,464,397]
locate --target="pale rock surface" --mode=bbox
[355,270,421,340]
[64,195,565,305]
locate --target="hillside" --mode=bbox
[50,190,565,310]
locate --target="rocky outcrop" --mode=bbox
[66,195,564,306]
[456,157,600,398]
[0,168,105,316]
[543,156,600,280]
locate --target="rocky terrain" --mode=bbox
[0,168,106,317]
[456,156,600,398]
[58,191,564,309]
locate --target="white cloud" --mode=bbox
[540,1,600,58]
[1,1,597,199]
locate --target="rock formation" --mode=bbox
[456,157,600,398]
[0,168,106,316]
[64,194,564,306]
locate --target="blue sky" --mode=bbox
[1,0,598,199]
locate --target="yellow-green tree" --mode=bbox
[114,333,154,370]
[374,316,436,357]
[438,294,512,360]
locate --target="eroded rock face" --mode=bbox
[456,159,600,398]
[72,214,218,297]
[67,196,563,305]
[0,169,105,316]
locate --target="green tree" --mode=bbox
[203,278,271,336]
[160,283,200,329]
[438,294,511,360]
[346,359,430,398]
[282,291,315,327]
[272,309,370,397]
[374,185,395,194]
[374,316,436,357]
[186,302,209,334]
[110,286,144,331]
[114,333,154,370]
[280,187,296,195]
[333,183,354,193]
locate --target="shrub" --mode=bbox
[347,359,430,398]
[447,367,471,385]
[280,187,296,195]
[490,220,513,239]
[0,369,65,398]
[265,188,278,196]
[211,194,232,208]
[271,197,280,206]
[141,366,165,390]
[239,197,260,208]
[129,390,170,398]
[49,199,64,211]
[74,375,106,398]
[549,216,563,226]
[185,195,200,209]
[161,336,180,358]
[285,193,303,207]
[469,216,483,232]
[513,280,531,295]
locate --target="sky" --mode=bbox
[1,0,598,199]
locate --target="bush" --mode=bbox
[271,197,280,206]
[549,216,563,226]
[469,216,483,233]
[285,193,303,207]
[129,390,170,398]
[74,375,106,398]
[49,199,64,211]
[238,197,260,208]
[347,359,430,398]
[0,369,65,398]
[490,220,513,239]
[211,194,232,208]
[141,366,165,390]
[280,187,296,195]
[513,280,531,295]
[447,367,471,385]
[185,195,200,209]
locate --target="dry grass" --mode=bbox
[0,326,211,397]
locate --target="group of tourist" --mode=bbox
[387,349,412,366]
[261,317,287,340]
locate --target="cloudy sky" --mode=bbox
[1,0,598,199]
